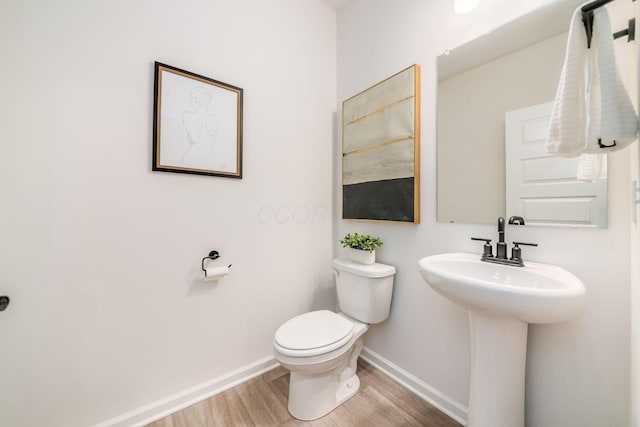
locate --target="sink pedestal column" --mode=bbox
[467,310,527,427]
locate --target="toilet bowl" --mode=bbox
[273,258,396,421]
[274,310,368,420]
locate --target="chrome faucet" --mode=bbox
[471,216,537,267]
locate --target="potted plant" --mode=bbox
[340,233,383,265]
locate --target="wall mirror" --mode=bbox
[436,0,608,228]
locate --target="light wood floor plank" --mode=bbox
[236,376,291,425]
[145,359,462,427]
[264,371,291,412]
[146,416,174,427]
[171,399,212,427]
[358,360,458,426]
[207,388,255,427]
[328,385,417,426]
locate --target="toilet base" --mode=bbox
[288,370,360,421]
[287,338,363,420]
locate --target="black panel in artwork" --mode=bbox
[343,177,415,222]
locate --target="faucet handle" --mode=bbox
[471,237,493,258]
[511,241,538,261]
[512,241,537,247]
[508,216,526,225]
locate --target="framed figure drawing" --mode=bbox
[153,62,243,178]
[342,65,420,223]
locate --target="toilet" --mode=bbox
[273,258,396,421]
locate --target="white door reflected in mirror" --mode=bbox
[505,102,607,228]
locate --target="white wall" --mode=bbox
[631,132,640,427]
[632,4,640,425]
[0,1,336,426]
[337,0,631,425]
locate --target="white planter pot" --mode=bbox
[347,248,375,265]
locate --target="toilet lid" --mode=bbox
[274,310,354,356]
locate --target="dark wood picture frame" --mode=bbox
[153,62,243,178]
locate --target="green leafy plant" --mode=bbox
[340,233,383,252]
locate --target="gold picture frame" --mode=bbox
[342,64,420,223]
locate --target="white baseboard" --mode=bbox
[93,355,279,427]
[360,346,468,425]
[95,348,467,427]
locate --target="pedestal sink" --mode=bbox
[417,252,585,427]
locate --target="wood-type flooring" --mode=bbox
[146,359,462,427]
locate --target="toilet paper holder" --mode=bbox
[201,250,232,274]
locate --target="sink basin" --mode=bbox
[417,252,586,426]
[417,252,585,324]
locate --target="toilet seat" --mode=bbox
[274,310,355,357]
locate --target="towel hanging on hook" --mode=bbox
[582,0,636,48]
[547,2,638,157]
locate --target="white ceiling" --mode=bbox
[322,0,348,10]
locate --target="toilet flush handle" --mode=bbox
[332,268,339,278]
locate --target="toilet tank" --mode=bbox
[333,258,396,324]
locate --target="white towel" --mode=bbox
[585,28,602,151]
[547,5,588,157]
[547,5,638,157]
[586,7,638,153]
[577,153,607,180]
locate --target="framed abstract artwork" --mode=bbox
[153,62,243,178]
[342,64,420,223]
